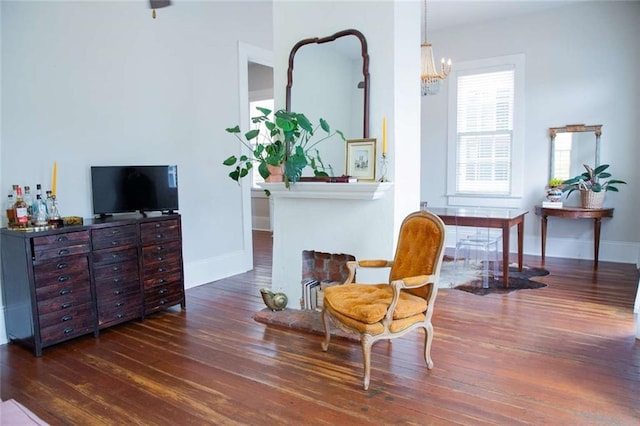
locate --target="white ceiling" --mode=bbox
[426,0,583,32]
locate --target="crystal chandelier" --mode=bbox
[421,0,451,96]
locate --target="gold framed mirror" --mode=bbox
[549,124,602,182]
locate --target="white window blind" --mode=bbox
[456,69,514,194]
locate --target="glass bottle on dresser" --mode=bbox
[5,191,15,227]
[33,188,48,227]
[13,186,29,228]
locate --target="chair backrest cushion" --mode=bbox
[388,211,445,300]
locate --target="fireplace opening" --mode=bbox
[301,250,355,310]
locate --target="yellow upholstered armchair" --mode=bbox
[321,210,446,390]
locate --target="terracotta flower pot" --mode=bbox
[265,164,284,182]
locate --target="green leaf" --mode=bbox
[607,186,619,192]
[223,156,237,166]
[336,129,346,140]
[319,118,330,133]
[229,169,240,181]
[239,168,248,178]
[297,114,314,134]
[258,162,270,179]
[245,129,260,140]
[598,172,612,179]
[226,126,241,134]
[239,155,248,162]
[593,164,610,175]
[256,106,272,116]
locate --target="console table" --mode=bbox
[534,206,613,269]
[427,207,528,288]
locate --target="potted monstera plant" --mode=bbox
[562,164,626,209]
[223,107,344,188]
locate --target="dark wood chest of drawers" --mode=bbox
[1,214,185,356]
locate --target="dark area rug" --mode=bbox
[454,264,549,296]
[253,308,359,341]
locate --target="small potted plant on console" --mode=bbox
[562,164,626,209]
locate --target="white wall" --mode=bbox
[421,1,640,263]
[0,1,272,344]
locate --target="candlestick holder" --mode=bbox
[378,154,388,182]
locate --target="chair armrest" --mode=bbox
[396,274,437,289]
[344,259,394,284]
[382,275,437,325]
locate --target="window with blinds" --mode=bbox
[456,68,514,194]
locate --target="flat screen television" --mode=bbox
[91,165,179,216]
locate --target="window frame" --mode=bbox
[446,54,525,208]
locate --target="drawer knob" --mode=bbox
[63,327,74,335]
[113,278,121,283]
[158,267,165,272]
[112,266,120,271]
[56,262,68,269]
[111,230,120,235]
[58,249,70,256]
[111,240,120,246]
[159,299,168,305]
[115,302,124,307]
[111,253,121,259]
[156,256,164,261]
[56,236,69,242]
[61,315,73,322]
[60,302,71,309]
[116,313,125,319]
[57,275,70,282]
[158,278,166,284]
[159,288,168,295]
[156,245,164,251]
[155,223,161,228]
[59,289,72,296]
[155,233,164,239]
[114,289,123,295]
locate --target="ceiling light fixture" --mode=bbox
[421,0,451,96]
[150,0,171,19]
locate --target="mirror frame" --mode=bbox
[549,124,602,182]
[285,29,370,138]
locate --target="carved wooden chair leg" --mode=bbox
[361,334,373,390]
[321,308,331,351]
[423,323,434,369]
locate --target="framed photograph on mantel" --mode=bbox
[346,138,376,181]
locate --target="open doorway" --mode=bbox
[248,62,274,232]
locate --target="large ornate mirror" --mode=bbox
[286,30,369,176]
[549,124,602,182]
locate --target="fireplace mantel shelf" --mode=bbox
[260,182,393,200]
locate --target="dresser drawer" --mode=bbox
[33,231,90,263]
[142,270,182,289]
[92,225,138,251]
[39,301,93,329]
[144,282,184,313]
[98,299,142,328]
[39,307,94,345]
[93,260,139,282]
[34,258,90,289]
[142,241,181,264]
[140,220,180,244]
[37,290,93,316]
[92,247,138,265]
[35,280,91,302]
[95,280,140,300]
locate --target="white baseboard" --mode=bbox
[183,249,252,290]
[0,307,6,345]
[252,215,271,232]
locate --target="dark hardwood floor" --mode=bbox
[1,230,639,425]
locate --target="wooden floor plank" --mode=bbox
[1,230,639,425]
